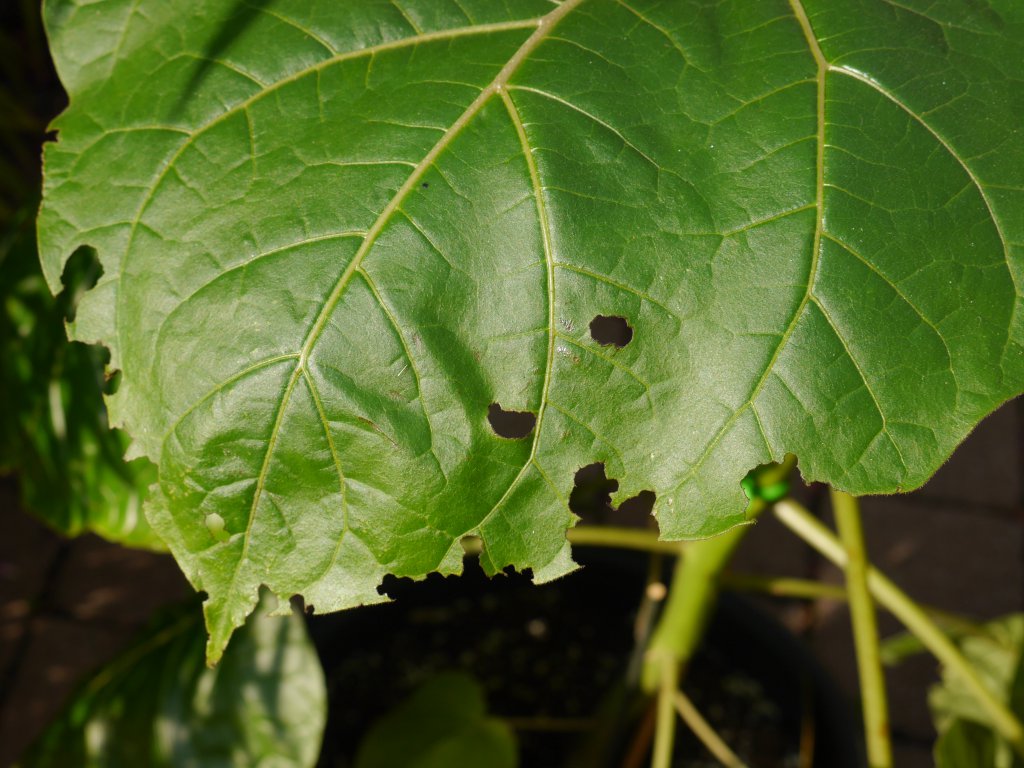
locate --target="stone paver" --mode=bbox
[0,482,187,766]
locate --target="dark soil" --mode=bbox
[309,548,858,768]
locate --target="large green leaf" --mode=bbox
[19,594,326,768]
[39,0,1024,659]
[1,205,162,549]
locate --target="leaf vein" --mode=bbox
[301,368,352,581]
[358,269,447,482]
[822,232,955,379]
[810,297,909,475]
[663,0,826,501]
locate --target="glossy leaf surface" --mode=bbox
[19,595,326,768]
[39,0,1024,658]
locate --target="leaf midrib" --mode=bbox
[664,0,828,497]
[114,15,544,392]
[671,0,1013,499]
[231,0,587,579]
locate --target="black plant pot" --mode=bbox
[307,546,859,768]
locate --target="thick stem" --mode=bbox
[641,520,752,693]
[775,498,1024,758]
[831,489,892,768]
[641,455,797,692]
[673,689,749,768]
[642,455,797,766]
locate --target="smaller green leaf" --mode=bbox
[935,719,998,768]
[355,672,516,768]
[929,614,1024,768]
[19,593,325,768]
[0,207,161,549]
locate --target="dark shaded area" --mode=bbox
[0,0,65,221]
[569,462,618,519]
[310,548,858,768]
[487,403,536,440]
[569,463,656,521]
[0,483,190,766]
[589,315,633,348]
[173,0,275,116]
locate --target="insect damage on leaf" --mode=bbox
[38,0,1024,660]
[487,403,538,439]
[589,315,634,348]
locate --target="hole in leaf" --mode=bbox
[618,490,656,517]
[58,246,103,323]
[589,315,633,348]
[103,368,122,396]
[488,403,536,439]
[569,462,618,520]
[569,464,657,523]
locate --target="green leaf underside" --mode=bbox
[40,0,1024,659]
[20,595,326,768]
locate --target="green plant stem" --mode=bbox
[774,498,1024,759]
[718,572,847,600]
[568,526,684,555]
[641,454,798,693]
[673,689,749,768]
[461,527,682,559]
[831,489,892,768]
[651,657,679,768]
[718,572,983,634]
[642,496,767,766]
[641,519,754,694]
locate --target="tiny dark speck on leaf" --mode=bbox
[488,403,536,439]
[421,182,429,189]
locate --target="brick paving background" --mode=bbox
[0,484,188,767]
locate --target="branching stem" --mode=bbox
[651,657,679,768]
[775,498,1024,759]
[673,689,749,768]
[831,489,892,768]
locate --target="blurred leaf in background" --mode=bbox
[0,0,162,549]
[19,593,326,768]
[0,205,163,549]
[355,671,517,768]
[930,614,1024,768]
